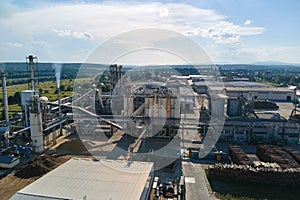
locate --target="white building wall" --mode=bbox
[226,90,294,101]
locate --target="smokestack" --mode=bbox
[28,55,36,91]
[52,63,62,136]
[58,87,62,136]
[1,72,9,127]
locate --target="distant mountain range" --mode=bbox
[1,62,300,73]
[251,61,300,66]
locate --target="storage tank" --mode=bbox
[211,94,227,118]
[227,98,242,117]
[174,98,180,118]
[29,95,44,153]
[166,96,171,118]
[29,112,44,153]
[21,90,35,127]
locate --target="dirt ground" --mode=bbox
[0,133,93,200]
[0,131,128,200]
[0,154,72,200]
[55,137,88,153]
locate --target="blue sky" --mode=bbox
[0,0,299,64]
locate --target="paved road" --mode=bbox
[180,84,218,200]
[182,161,211,200]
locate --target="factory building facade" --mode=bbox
[224,87,294,101]
[219,119,300,145]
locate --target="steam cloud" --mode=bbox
[52,63,62,89]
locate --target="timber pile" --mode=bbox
[253,161,281,168]
[283,147,300,164]
[228,145,252,165]
[290,114,300,121]
[208,164,300,186]
[254,100,278,109]
[256,145,300,169]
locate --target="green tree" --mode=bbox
[8,96,13,105]
[290,77,295,85]
[66,86,73,91]
[13,92,21,105]
[60,85,65,91]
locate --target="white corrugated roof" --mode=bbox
[10,158,153,200]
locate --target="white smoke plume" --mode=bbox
[52,63,62,89]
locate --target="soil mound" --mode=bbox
[14,155,57,179]
[56,138,87,153]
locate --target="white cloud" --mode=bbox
[159,7,169,17]
[1,2,264,42]
[52,29,94,39]
[188,21,265,43]
[6,42,22,47]
[244,19,253,25]
[32,40,47,46]
[0,1,269,62]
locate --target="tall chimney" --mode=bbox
[58,87,62,136]
[28,55,35,91]
[1,72,9,127]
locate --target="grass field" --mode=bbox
[0,78,93,119]
[256,80,281,87]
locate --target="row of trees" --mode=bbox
[0,84,73,106]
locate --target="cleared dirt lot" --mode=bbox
[0,154,72,200]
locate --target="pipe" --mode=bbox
[72,89,94,104]
[12,127,30,136]
[1,72,9,127]
[43,118,67,132]
[48,102,123,130]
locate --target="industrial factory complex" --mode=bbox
[1,55,300,199]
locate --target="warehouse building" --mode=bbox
[10,158,154,200]
[193,81,295,101]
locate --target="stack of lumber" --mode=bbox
[228,145,252,165]
[282,147,300,164]
[256,145,300,169]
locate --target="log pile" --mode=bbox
[253,161,281,168]
[254,100,278,109]
[283,147,300,164]
[228,145,252,165]
[256,145,300,169]
[208,164,300,186]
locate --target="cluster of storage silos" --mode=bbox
[122,84,180,138]
[226,98,243,117]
